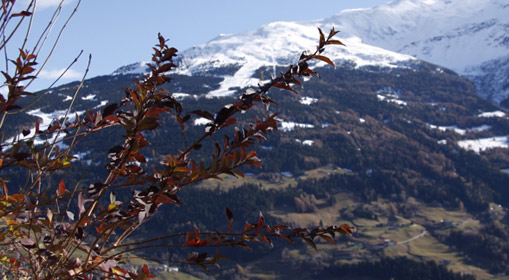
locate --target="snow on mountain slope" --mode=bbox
[113,21,416,97]
[113,62,150,76]
[175,21,416,97]
[113,0,507,102]
[319,0,509,103]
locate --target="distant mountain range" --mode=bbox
[115,0,509,105]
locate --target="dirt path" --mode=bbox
[398,230,427,244]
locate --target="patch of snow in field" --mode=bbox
[279,121,314,131]
[302,140,314,146]
[377,94,407,106]
[28,109,67,129]
[299,96,318,105]
[173,93,191,100]
[428,124,465,135]
[471,124,491,132]
[173,93,200,100]
[94,100,108,109]
[81,94,96,101]
[207,63,262,97]
[295,139,314,146]
[427,123,491,135]
[457,136,509,153]
[193,117,212,126]
[376,87,401,96]
[478,111,506,118]
[359,118,366,123]
[437,139,447,145]
[389,99,407,106]
[62,95,72,102]
[72,151,91,161]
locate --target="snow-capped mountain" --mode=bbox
[319,0,509,104]
[173,22,419,97]
[115,21,418,97]
[113,0,507,103]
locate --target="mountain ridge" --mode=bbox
[113,0,508,104]
[322,0,509,103]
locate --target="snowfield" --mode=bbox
[458,136,509,153]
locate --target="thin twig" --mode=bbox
[48,53,91,157]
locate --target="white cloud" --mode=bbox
[21,0,72,10]
[39,68,82,79]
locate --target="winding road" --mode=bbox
[398,230,427,244]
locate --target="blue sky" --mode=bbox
[8,0,390,91]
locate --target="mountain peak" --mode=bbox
[173,17,415,97]
[112,0,508,103]
[321,0,509,103]
[325,0,508,66]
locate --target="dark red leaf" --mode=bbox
[272,82,297,94]
[215,104,237,126]
[256,212,264,232]
[313,55,335,67]
[145,107,168,118]
[103,115,120,122]
[195,252,208,263]
[325,40,346,46]
[327,27,340,40]
[339,224,354,235]
[58,178,65,196]
[138,117,158,131]
[191,110,214,121]
[243,222,256,233]
[155,193,180,204]
[102,103,118,117]
[302,237,317,251]
[140,264,155,279]
[225,208,234,232]
[319,234,336,245]
[133,152,146,163]
[12,11,32,17]
[220,117,236,128]
[278,234,295,245]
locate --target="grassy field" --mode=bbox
[264,187,496,279]
[127,165,503,279]
[193,164,349,191]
